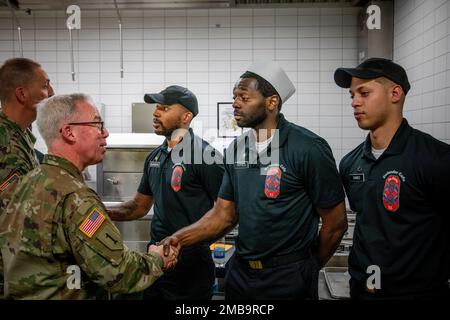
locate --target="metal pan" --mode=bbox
[323,267,351,299]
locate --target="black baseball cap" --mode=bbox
[334,58,410,95]
[144,85,198,117]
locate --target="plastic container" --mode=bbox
[213,238,226,267]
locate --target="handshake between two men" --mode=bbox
[148,242,180,271]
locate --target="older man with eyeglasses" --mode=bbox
[1,93,177,300]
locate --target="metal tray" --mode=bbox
[323,267,351,299]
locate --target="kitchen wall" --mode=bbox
[1,1,449,163]
[394,0,450,145]
[0,6,360,163]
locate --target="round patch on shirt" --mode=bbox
[382,174,400,212]
[171,165,184,192]
[264,166,282,199]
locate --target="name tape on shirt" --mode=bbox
[149,161,160,168]
[349,173,365,182]
[0,172,20,193]
[79,208,106,238]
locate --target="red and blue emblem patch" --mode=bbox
[382,175,400,212]
[264,166,282,199]
[171,165,184,192]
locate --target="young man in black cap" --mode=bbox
[334,57,450,300]
[160,62,348,299]
[107,85,224,300]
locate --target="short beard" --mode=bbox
[237,106,267,129]
[156,119,183,138]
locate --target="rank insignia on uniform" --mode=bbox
[79,208,106,238]
[171,165,183,192]
[382,175,400,212]
[0,172,19,193]
[235,161,248,168]
[264,166,282,199]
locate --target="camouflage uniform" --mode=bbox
[0,110,39,298]
[2,154,164,300]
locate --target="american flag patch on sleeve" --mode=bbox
[79,208,106,238]
[0,173,20,193]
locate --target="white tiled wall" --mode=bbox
[0,7,361,163]
[394,0,450,144]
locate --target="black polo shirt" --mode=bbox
[340,118,450,296]
[138,128,224,243]
[219,113,345,260]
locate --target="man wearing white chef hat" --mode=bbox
[161,61,347,300]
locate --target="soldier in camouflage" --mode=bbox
[2,94,177,299]
[0,58,54,298]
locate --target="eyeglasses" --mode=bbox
[60,121,105,134]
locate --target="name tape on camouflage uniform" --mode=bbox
[0,172,20,193]
[79,208,106,238]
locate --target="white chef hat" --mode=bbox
[246,61,296,104]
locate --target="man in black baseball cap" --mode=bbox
[144,85,198,118]
[142,85,198,139]
[335,58,450,300]
[107,85,224,300]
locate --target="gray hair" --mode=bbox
[37,93,93,147]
